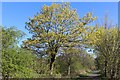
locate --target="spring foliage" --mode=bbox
[22,3,96,74]
[2,27,37,78]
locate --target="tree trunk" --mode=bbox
[68,64,70,77]
[111,67,115,79]
[104,60,107,77]
[49,54,56,75]
[68,57,71,77]
[110,56,117,79]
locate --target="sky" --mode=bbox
[2,2,118,47]
[1,0,120,2]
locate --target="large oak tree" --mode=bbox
[22,3,96,75]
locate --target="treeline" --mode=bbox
[91,27,120,79]
[1,27,95,78]
[1,2,120,79]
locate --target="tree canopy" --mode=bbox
[22,3,96,75]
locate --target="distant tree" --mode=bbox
[55,47,95,77]
[32,56,51,78]
[88,26,120,78]
[2,27,37,78]
[22,3,96,75]
[62,47,81,77]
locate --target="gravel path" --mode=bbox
[87,70,101,77]
[77,70,101,78]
